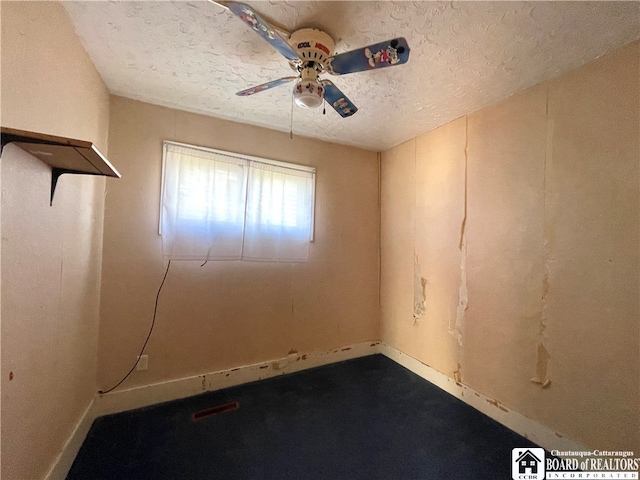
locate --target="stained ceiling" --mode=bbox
[62,1,639,151]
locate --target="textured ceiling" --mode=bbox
[62,1,639,151]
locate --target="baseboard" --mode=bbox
[44,398,96,480]
[46,342,380,479]
[380,343,588,453]
[48,340,587,479]
[94,341,381,418]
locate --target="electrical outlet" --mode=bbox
[136,355,148,371]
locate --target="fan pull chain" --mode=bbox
[289,92,294,140]
[323,99,326,115]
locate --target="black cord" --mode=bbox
[98,260,172,394]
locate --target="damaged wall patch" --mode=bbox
[413,258,427,319]
[451,234,467,346]
[530,343,551,388]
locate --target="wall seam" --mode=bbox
[377,151,382,337]
[451,118,469,357]
[532,84,553,388]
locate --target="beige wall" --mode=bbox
[98,96,379,390]
[1,0,636,473]
[1,2,110,479]
[381,42,639,452]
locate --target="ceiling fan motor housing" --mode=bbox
[290,28,335,109]
[289,28,335,68]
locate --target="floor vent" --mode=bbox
[191,401,239,421]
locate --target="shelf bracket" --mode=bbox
[0,140,84,206]
[0,136,13,155]
[50,168,93,206]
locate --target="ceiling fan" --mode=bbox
[210,1,410,118]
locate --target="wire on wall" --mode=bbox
[98,260,172,394]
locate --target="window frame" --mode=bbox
[159,140,316,241]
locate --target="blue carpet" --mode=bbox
[68,354,538,479]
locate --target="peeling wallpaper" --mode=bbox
[380,42,639,452]
[62,1,639,151]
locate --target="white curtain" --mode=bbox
[161,142,314,262]
[243,162,314,262]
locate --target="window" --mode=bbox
[160,141,315,262]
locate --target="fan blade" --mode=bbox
[322,82,358,118]
[326,37,410,75]
[237,77,297,96]
[225,2,299,61]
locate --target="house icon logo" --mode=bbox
[512,448,545,480]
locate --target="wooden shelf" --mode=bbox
[0,127,120,205]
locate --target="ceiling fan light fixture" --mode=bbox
[293,80,324,109]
